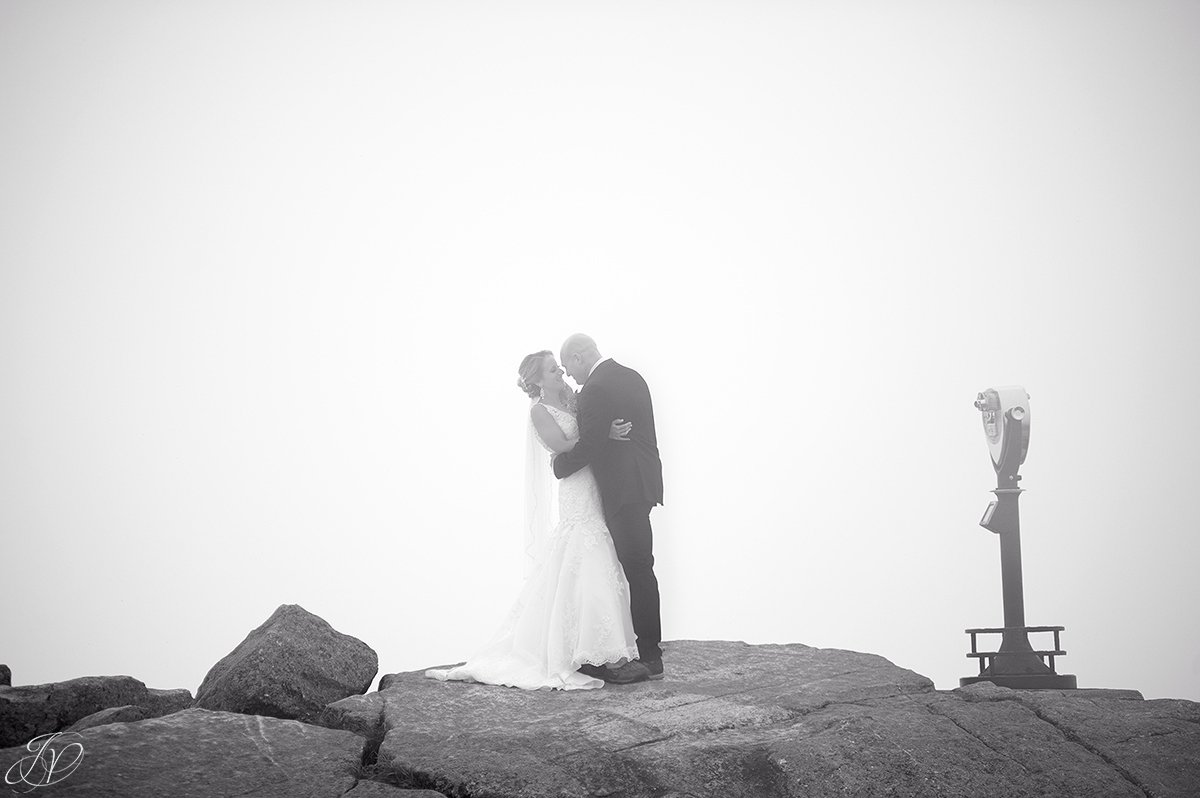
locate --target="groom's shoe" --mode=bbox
[642,657,664,680]
[605,659,653,685]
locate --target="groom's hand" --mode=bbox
[609,419,632,441]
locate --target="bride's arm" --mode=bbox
[531,405,576,454]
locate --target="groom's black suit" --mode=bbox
[554,358,663,661]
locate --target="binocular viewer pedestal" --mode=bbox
[961,625,1077,690]
[962,388,1077,690]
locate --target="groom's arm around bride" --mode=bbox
[551,351,663,516]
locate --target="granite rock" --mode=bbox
[370,639,1200,798]
[317,691,388,741]
[7,639,1198,797]
[63,704,153,732]
[343,780,447,797]
[0,707,368,797]
[0,675,191,748]
[193,604,378,723]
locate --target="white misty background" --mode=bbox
[2,1,1198,701]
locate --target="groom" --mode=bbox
[554,333,665,684]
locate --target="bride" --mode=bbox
[425,350,639,690]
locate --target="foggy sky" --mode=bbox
[2,1,1198,702]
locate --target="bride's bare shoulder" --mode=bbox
[530,402,560,429]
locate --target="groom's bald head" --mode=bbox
[561,334,601,386]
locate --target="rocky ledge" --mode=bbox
[358,641,1200,798]
[2,608,1198,797]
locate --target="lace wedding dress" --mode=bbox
[425,403,639,690]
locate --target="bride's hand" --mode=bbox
[608,419,633,441]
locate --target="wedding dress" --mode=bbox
[425,403,638,690]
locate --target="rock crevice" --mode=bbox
[1020,702,1155,798]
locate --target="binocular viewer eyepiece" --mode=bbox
[975,386,1030,481]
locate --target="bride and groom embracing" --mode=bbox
[426,333,665,689]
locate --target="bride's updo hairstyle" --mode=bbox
[516,350,552,399]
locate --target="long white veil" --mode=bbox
[523,400,557,576]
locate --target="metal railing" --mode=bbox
[965,626,1067,675]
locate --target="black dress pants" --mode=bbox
[607,502,662,661]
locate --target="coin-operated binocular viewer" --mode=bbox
[961,387,1077,689]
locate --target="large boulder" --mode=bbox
[370,639,1200,798]
[0,675,192,748]
[193,604,377,723]
[0,707,368,797]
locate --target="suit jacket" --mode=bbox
[553,359,664,519]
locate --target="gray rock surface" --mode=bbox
[0,675,192,748]
[343,781,447,797]
[318,691,389,741]
[6,640,1197,796]
[63,704,153,732]
[193,603,378,723]
[950,681,1200,798]
[366,640,1200,798]
[142,687,194,715]
[0,707,368,797]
